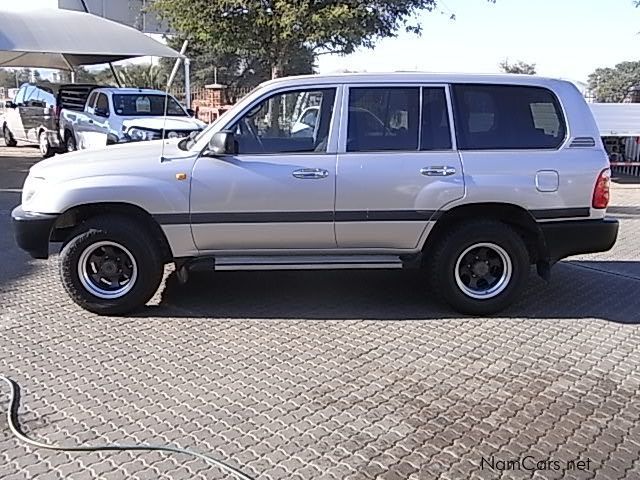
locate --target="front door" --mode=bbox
[335,85,465,249]
[190,86,340,251]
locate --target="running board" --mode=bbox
[213,255,403,271]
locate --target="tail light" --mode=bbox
[592,168,611,209]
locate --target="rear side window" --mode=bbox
[87,92,98,108]
[96,93,110,114]
[452,84,566,150]
[347,87,420,152]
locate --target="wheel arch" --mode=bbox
[52,202,173,263]
[423,203,547,266]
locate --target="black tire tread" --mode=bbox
[59,214,164,315]
[427,220,529,316]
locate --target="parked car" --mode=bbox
[59,87,206,152]
[2,82,62,157]
[12,73,618,316]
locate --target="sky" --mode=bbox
[2,0,640,84]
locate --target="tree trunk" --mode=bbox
[268,58,285,135]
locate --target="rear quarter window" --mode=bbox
[452,84,566,150]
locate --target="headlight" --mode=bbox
[22,176,46,204]
[127,128,157,142]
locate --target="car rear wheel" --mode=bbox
[3,125,17,147]
[39,130,54,158]
[64,131,77,152]
[60,215,164,315]
[427,220,529,315]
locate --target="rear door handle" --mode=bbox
[292,168,329,179]
[421,166,457,176]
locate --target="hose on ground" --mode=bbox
[1,375,256,480]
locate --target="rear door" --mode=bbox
[335,84,464,249]
[6,85,28,141]
[449,84,573,218]
[22,85,41,143]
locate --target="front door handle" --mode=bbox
[292,168,329,179]
[421,166,457,177]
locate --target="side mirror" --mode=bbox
[95,107,109,118]
[207,131,237,156]
[5,101,16,109]
[186,108,196,117]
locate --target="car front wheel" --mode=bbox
[428,221,530,315]
[64,132,77,152]
[60,215,164,315]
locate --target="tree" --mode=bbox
[588,61,640,103]
[160,36,315,93]
[499,60,536,75]
[151,0,438,79]
[0,69,18,89]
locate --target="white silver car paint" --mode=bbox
[20,73,609,259]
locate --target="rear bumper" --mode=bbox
[11,206,58,259]
[540,218,619,263]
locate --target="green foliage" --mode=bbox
[588,61,640,103]
[151,0,437,77]
[499,60,536,75]
[160,36,315,92]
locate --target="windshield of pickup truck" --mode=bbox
[112,94,187,116]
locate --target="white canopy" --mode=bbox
[590,103,640,137]
[0,8,182,70]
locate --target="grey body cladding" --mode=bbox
[154,208,590,225]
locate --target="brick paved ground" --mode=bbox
[1,143,639,479]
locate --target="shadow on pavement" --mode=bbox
[612,172,640,185]
[0,149,40,294]
[144,261,640,324]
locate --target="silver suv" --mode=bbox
[12,73,619,316]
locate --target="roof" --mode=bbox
[0,9,182,70]
[262,72,570,88]
[94,88,170,95]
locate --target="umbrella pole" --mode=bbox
[79,0,123,87]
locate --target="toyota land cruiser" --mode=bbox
[12,73,619,315]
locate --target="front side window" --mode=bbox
[452,84,566,150]
[347,87,420,152]
[112,94,186,117]
[232,88,336,154]
[14,86,27,105]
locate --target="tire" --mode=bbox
[64,131,77,152]
[59,215,164,315]
[427,220,530,316]
[38,130,54,158]
[3,125,17,147]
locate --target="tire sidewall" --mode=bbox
[39,131,52,158]
[435,224,529,315]
[60,219,163,315]
[65,132,76,152]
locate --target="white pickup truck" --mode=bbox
[58,86,206,152]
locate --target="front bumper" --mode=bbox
[540,218,619,263]
[11,206,59,259]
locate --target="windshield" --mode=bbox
[112,94,187,117]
